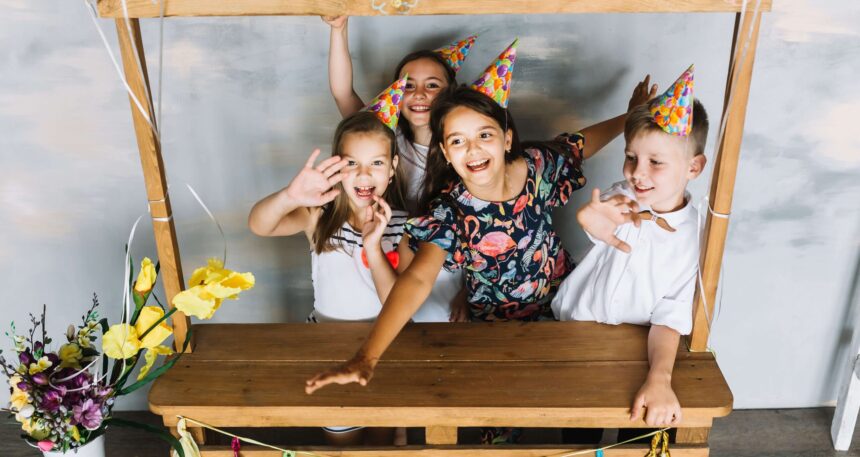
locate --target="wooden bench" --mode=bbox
[148,321,731,455]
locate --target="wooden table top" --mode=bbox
[149,321,732,428]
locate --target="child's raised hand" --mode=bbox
[321,15,348,29]
[361,196,392,249]
[628,74,658,112]
[630,378,683,427]
[285,149,347,208]
[577,188,641,253]
[305,352,376,394]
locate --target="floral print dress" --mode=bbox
[406,133,587,321]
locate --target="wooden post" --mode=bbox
[688,9,763,351]
[425,426,458,445]
[676,427,710,444]
[115,18,191,351]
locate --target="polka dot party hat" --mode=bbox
[434,35,477,74]
[650,64,695,136]
[469,38,518,108]
[365,74,408,131]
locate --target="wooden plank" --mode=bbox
[190,444,710,456]
[425,426,458,445]
[187,322,711,363]
[97,0,772,18]
[149,360,731,428]
[115,18,191,350]
[676,427,710,444]
[689,8,763,351]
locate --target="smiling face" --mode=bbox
[623,130,705,213]
[339,132,398,212]
[399,57,450,130]
[439,105,513,193]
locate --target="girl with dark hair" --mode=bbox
[306,43,656,423]
[322,15,475,323]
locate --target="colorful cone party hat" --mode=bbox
[434,35,477,73]
[365,74,408,131]
[470,39,518,108]
[650,64,694,136]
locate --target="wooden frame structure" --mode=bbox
[99,0,769,455]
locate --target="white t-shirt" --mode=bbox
[551,181,699,334]
[395,128,464,323]
[311,211,408,321]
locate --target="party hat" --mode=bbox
[365,74,408,131]
[470,39,518,108]
[650,64,694,136]
[434,35,477,73]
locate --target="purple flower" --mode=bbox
[19,351,34,366]
[31,372,48,385]
[72,398,104,430]
[40,389,63,413]
[16,381,29,391]
[46,353,60,366]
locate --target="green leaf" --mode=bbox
[118,327,192,396]
[105,417,185,457]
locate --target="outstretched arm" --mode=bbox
[579,75,657,159]
[629,324,683,426]
[323,16,365,117]
[305,241,447,394]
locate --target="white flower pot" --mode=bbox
[42,435,105,457]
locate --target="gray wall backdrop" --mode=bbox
[1,0,858,411]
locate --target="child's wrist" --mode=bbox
[646,370,672,384]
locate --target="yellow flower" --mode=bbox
[20,417,49,440]
[137,345,174,380]
[58,343,83,369]
[134,257,157,294]
[134,306,173,348]
[101,324,141,359]
[70,425,81,442]
[28,356,52,375]
[172,286,221,320]
[10,386,30,411]
[174,259,255,320]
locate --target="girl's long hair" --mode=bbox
[418,86,523,213]
[393,50,458,144]
[313,111,407,254]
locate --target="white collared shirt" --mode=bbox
[551,181,699,334]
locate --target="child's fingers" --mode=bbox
[327,171,346,187]
[649,83,658,98]
[609,236,632,254]
[590,188,602,204]
[304,149,322,168]
[316,155,343,173]
[670,407,682,426]
[365,205,374,224]
[320,189,340,204]
[642,74,651,91]
[630,395,646,422]
[377,198,392,222]
[321,159,348,177]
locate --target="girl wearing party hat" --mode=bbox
[249,76,412,445]
[553,65,710,430]
[322,16,477,324]
[306,41,655,438]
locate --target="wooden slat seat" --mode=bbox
[149,321,731,455]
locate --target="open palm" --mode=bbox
[286,149,347,207]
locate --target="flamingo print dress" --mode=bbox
[405,133,587,321]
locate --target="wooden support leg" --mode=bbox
[426,426,458,445]
[675,427,710,444]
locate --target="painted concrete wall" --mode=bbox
[0,0,858,411]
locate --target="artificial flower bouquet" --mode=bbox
[1,257,254,454]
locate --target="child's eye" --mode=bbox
[624,155,636,162]
[404,83,415,90]
[427,83,441,89]
[449,138,463,146]
[650,159,663,166]
[372,160,385,166]
[480,132,493,139]
[346,160,357,167]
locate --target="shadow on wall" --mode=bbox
[824,217,860,400]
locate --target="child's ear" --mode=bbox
[390,155,399,179]
[440,143,451,164]
[505,129,513,151]
[688,154,707,179]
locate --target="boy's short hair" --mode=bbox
[624,98,709,156]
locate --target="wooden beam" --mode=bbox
[688,9,763,351]
[175,444,711,456]
[425,426,458,445]
[676,427,711,444]
[115,18,191,351]
[97,0,771,18]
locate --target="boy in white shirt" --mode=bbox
[552,66,708,428]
